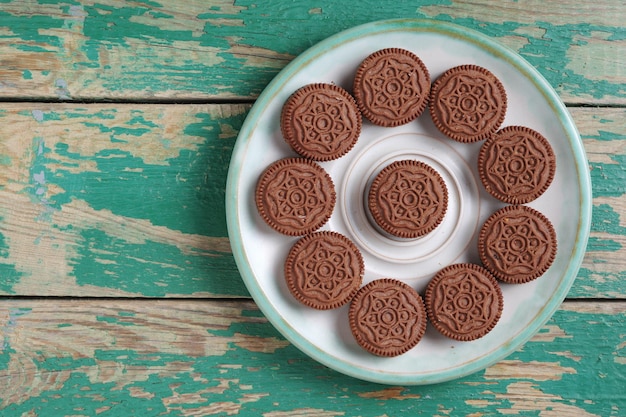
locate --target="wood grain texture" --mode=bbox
[0,0,624,413]
[0,299,624,416]
[575,108,626,298]
[0,103,248,297]
[0,0,623,104]
[0,104,624,298]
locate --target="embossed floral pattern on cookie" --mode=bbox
[478,126,556,204]
[368,160,448,238]
[430,65,507,143]
[353,48,431,127]
[479,205,557,283]
[349,278,427,357]
[285,231,364,310]
[425,263,503,341]
[255,158,336,236]
[254,50,562,359]
[281,83,361,161]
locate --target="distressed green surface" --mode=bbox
[26,109,241,236]
[0,1,624,414]
[0,0,624,103]
[568,108,626,299]
[0,301,624,416]
[0,227,21,294]
[0,104,248,297]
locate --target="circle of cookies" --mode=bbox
[256,47,558,357]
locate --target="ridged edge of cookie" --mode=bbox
[353,48,431,127]
[284,231,364,310]
[424,263,503,341]
[255,157,336,236]
[280,83,362,161]
[348,278,427,357]
[429,64,507,143]
[478,205,557,283]
[478,125,556,204]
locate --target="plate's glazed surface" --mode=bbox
[226,19,591,385]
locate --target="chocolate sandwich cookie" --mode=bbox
[479,205,557,283]
[349,278,427,357]
[425,263,503,341]
[255,158,336,236]
[353,48,431,127]
[281,83,361,161]
[284,231,364,310]
[430,64,507,143]
[478,125,556,204]
[368,160,448,239]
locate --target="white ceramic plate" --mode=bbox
[226,19,591,385]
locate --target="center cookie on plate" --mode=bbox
[368,160,448,239]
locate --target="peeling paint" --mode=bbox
[54,78,70,100]
[483,360,577,381]
[31,110,44,122]
[0,0,623,102]
[490,381,603,417]
[0,1,623,415]
[0,104,248,297]
[1,307,31,352]
[357,387,421,400]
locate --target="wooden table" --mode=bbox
[1,1,624,415]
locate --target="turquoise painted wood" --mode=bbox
[0,104,249,297]
[0,0,624,415]
[0,300,624,416]
[0,1,624,104]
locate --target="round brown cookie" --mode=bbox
[353,48,431,127]
[281,83,362,161]
[368,160,448,239]
[284,231,364,310]
[478,126,556,204]
[425,263,503,341]
[349,278,427,357]
[430,65,507,143]
[255,158,336,236]
[479,205,557,283]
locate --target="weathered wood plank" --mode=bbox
[0,299,623,416]
[574,108,626,298]
[0,103,249,297]
[0,104,624,298]
[0,0,623,104]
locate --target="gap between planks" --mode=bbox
[0,98,624,108]
[0,298,623,311]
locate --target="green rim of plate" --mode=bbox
[225,18,592,385]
